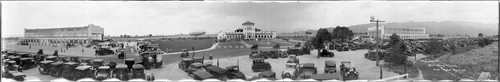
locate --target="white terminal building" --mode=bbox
[218,21,276,40]
[20,24,104,46]
[367,26,429,40]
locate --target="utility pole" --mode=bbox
[370,16,385,79]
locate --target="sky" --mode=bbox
[2,1,498,37]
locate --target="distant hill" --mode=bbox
[299,21,498,36]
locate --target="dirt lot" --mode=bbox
[150,49,401,80]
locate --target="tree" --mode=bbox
[149,34,153,37]
[478,38,492,47]
[424,39,444,58]
[388,33,402,47]
[478,33,484,37]
[311,28,333,49]
[331,26,354,42]
[305,31,312,34]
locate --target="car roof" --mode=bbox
[125,58,135,61]
[192,70,214,79]
[40,61,54,64]
[115,64,128,69]
[205,66,226,74]
[182,58,194,61]
[132,64,144,69]
[98,66,110,69]
[93,59,104,62]
[75,66,92,70]
[20,58,33,60]
[64,62,79,65]
[7,61,16,63]
[259,71,275,76]
[51,62,64,65]
[303,63,315,68]
[46,56,57,58]
[325,60,336,66]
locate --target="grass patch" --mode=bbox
[153,39,215,52]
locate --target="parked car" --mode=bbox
[296,63,317,80]
[324,60,337,73]
[251,58,271,72]
[340,61,359,80]
[281,63,298,79]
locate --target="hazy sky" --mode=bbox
[2,2,498,37]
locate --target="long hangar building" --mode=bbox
[20,24,104,46]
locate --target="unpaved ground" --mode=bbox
[149,49,401,80]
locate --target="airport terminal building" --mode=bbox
[20,24,104,46]
[218,21,276,40]
[367,26,429,40]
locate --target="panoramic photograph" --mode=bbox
[1,1,498,81]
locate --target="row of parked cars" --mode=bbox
[178,50,246,80]
[1,50,154,81]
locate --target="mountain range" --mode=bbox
[298,21,498,36]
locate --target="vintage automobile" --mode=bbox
[281,63,298,79]
[179,58,194,72]
[250,44,258,50]
[131,64,149,80]
[249,51,262,59]
[324,60,337,73]
[38,61,54,74]
[113,64,130,80]
[251,58,271,72]
[187,62,206,74]
[8,56,21,65]
[11,72,26,81]
[74,65,93,80]
[204,65,227,80]
[45,56,58,61]
[191,70,215,80]
[269,50,280,59]
[180,49,190,58]
[80,58,92,66]
[140,49,164,69]
[287,48,304,55]
[248,71,277,80]
[62,62,80,80]
[225,65,246,80]
[19,58,36,70]
[125,58,135,69]
[69,57,80,63]
[286,55,299,64]
[278,49,289,58]
[4,61,22,73]
[94,66,111,80]
[95,46,115,55]
[258,51,270,59]
[118,52,125,59]
[319,49,334,57]
[312,73,341,81]
[340,61,359,80]
[92,59,104,69]
[296,63,317,80]
[49,61,64,77]
[364,50,388,61]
